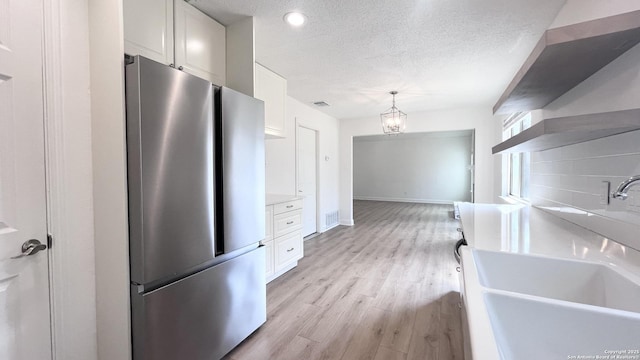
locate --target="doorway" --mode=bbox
[352,130,474,204]
[0,0,53,358]
[296,125,318,238]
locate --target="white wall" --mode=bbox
[516,1,640,251]
[266,97,340,232]
[340,107,497,225]
[88,0,132,359]
[549,0,640,28]
[353,132,473,204]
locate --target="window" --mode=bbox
[503,113,531,199]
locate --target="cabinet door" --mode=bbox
[264,240,274,279]
[174,0,226,85]
[265,205,274,242]
[124,0,174,65]
[255,63,286,138]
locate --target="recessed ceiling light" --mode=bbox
[284,12,306,27]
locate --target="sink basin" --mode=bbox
[473,249,640,313]
[484,292,640,360]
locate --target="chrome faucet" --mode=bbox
[611,175,640,200]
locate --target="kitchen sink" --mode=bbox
[484,291,640,360]
[472,249,640,313]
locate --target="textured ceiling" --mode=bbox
[191,0,566,120]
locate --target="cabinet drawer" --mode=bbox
[273,210,302,238]
[275,230,302,268]
[274,199,302,215]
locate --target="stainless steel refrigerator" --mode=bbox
[125,55,266,360]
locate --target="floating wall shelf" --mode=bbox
[492,108,640,154]
[493,10,640,115]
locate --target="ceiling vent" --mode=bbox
[313,101,330,107]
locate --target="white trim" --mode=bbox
[43,0,98,359]
[502,111,526,129]
[42,1,64,356]
[322,223,341,232]
[353,196,454,205]
[340,219,355,226]
[88,0,132,359]
[470,129,476,203]
[499,195,530,206]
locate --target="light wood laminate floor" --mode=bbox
[226,200,464,360]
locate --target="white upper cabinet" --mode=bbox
[255,63,287,138]
[123,0,226,85]
[124,0,174,65]
[174,0,226,85]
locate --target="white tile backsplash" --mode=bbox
[524,37,640,250]
[530,130,640,250]
[628,188,640,214]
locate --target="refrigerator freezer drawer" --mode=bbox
[131,246,266,360]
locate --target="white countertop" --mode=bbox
[458,202,640,278]
[265,194,302,206]
[457,202,640,359]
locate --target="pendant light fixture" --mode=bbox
[380,91,406,135]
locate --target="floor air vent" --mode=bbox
[325,211,339,227]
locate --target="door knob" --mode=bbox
[11,239,47,259]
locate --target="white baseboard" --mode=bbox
[322,223,341,232]
[353,196,454,205]
[340,219,354,226]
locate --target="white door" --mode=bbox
[0,0,53,359]
[297,126,317,237]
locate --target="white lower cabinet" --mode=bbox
[263,199,303,283]
[265,206,273,242]
[264,239,274,278]
[264,205,274,278]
